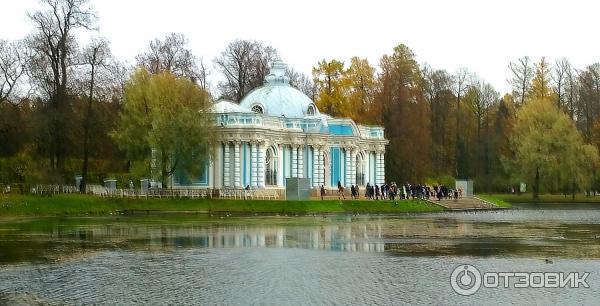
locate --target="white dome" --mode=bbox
[211,100,251,113]
[240,61,319,118]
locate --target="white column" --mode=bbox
[317,147,324,186]
[277,145,284,187]
[379,152,385,184]
[233,142,241,188]
[313,147,321,187]
[350,150,356,186]
[374,152,380,185]
[223,142,230,187]
[367,152,373,185]
[257,142,265,188]
[376,152,384,185]
[291,146,298,178]
[298,145,304,178]
[344,149,351,187]
[250,142,258,187]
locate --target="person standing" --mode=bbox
[337,181,345,200]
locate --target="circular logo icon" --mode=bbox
[450,264,482,296]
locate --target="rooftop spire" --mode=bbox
[265,60,289,85]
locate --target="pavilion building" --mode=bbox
[171,61,388,190]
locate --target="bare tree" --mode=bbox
[286,67,317,100]
[422,64,453,170]
[106,60,128,102]
[453,67,469,178]
[577,64,600,143]
[508,56,534,106]
[565,65,579,120]
[136,33,208,88]
[0,40,26,104]
[77,38,112,192]
[471,77,498,133]
[26,0,96,176]
[214,39,279,102]
[553,58,571,108]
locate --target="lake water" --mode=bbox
[1,205,600,305]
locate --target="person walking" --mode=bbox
[337,181,345,199]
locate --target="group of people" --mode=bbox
[321,181,463,201]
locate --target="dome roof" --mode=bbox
[240,61,319,118]
[211,100,251,113]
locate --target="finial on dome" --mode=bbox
[265,59,289,85]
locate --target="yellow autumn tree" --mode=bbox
[529,57,554,101]
[312,59,348,117]
[343,57,378,124]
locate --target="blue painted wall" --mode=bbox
[328,124,354,136]
[330,147,341,186]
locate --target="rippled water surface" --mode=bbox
[1,207,600,305]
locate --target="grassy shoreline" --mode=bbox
[0,194,444,217]
[479,193,600,204]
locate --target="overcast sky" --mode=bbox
[1,0,599,94]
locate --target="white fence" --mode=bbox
[25,184,284,200]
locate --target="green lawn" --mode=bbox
[0,194,444,217]
[482,193,600,204]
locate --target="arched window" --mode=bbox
[307,104,316,116]
[251,104,264,114]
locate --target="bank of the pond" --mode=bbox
[475,194,513,208]
[484,193,600,204]
[0,194,443,217]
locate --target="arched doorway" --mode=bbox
[356,152,365,186]
[265,146,278,186]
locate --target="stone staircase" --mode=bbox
[428,196,502,211]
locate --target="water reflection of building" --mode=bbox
[75,222,386,253]
[175,224,385,253]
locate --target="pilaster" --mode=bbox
[298,145,304,178]
[257,142,265,187]
[291,145,298,178]
[223,142,231,187]
[344,148,351,187]
[251,142,258,187]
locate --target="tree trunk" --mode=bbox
[533,167,540,200]
[80,62,95,193]
[455,94,460,178]
[161,151,168,189]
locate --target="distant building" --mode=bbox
[172,61,388,189]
